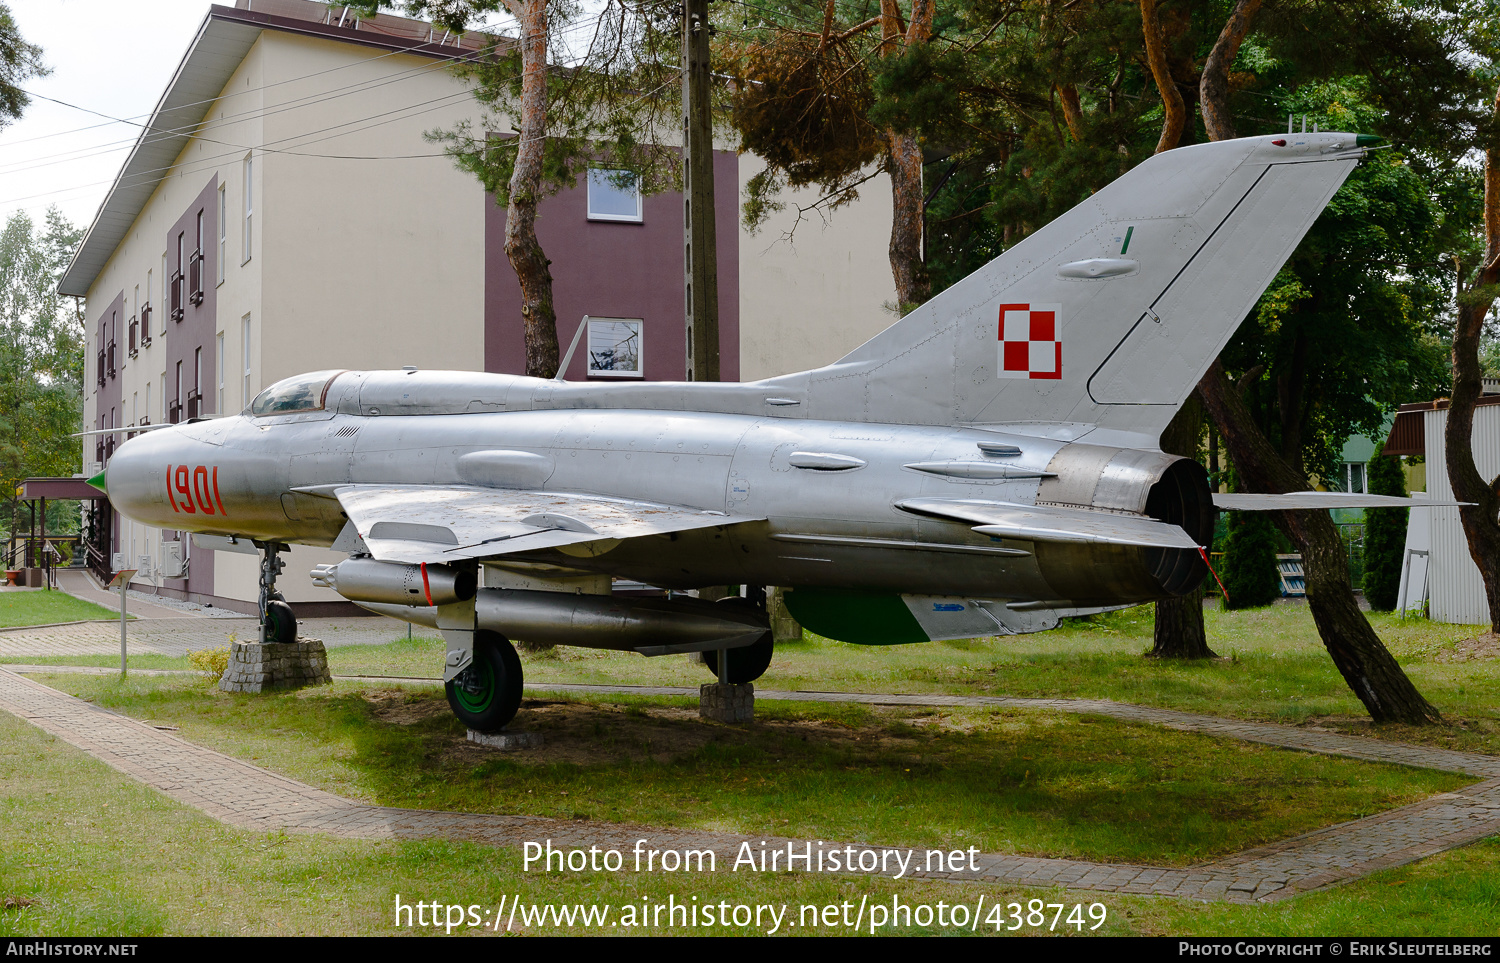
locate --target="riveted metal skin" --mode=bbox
[100,132,1371,661]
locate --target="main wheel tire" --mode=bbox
[702,598,774,684]
[264,599,297,645]
[446,631,523,732]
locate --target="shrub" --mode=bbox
[187,645,230,683]
[1363,443,1409,611]
[1221,510,1282,609]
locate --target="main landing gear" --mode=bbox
[445,630,524,731]
[256,540,297,645]
[702,588,775,685]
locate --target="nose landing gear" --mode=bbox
[255,541,297,645]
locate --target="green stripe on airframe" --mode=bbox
[782,588,929,645]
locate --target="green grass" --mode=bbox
[30,671,1470,869]
[2,708,1497,937]
[301,605,1500,755]
[0,590,122,628]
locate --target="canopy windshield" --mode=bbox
[250,370,345,416]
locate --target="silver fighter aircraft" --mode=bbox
[95,131,1392,731]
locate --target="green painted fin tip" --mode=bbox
[1355,134,1384,146]
[85,470,107,494]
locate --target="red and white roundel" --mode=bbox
[998,302,1062,380]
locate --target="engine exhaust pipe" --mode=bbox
[310,558,476,607]
[355,587,768,656]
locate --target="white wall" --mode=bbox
[736,155,898,381]
[1422,405,1499,625]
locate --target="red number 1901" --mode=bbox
[166,464,227,516]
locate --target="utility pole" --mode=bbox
[682,0,719,382]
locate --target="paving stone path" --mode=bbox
[0,616,408,659]
[2,667,1498,904]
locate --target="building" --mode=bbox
[61,0,896,613]
[1383,392,1500,624]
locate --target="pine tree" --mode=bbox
[1363,443,1408,611]
[1221,510,1281,610]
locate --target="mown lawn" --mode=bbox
[0,589,121,628]
[1,709,1496,937]
[29,670,1471,867]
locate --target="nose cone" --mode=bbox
[86,469,108,494]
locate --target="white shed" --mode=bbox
[1386,396,1500,625]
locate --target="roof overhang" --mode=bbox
[58,8,262,298]
[57,4,485,299]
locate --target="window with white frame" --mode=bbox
[586,318,643,378]
[217,332,225,413]
[218,183,227,284]
[242,153,253,263]
[242,315,252,407]
[586,169,642,222]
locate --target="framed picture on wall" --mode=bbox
[587,318,643,378]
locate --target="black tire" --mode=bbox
[702,598,774,684]
[264,599,297,645]
[446,631,524,732]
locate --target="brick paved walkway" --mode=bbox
[0,616,408,659]
[3,668,1498,903]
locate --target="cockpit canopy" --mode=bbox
[249,370,346,416]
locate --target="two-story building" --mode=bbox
[61,0,897,613]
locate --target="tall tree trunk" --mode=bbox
[503,0,559,378]
[880,0,933,310]
[1140,0,1185,153]
[1199,360,1440,723]
[1445,81,1500,633]
[1152,393,1215,658]
[1199,0,1262,142]
[1055,84,1085,143]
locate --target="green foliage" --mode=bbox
[352,0,685,213]
[186,646,231,684]
[0,209,84,541]
[1363,444,1409,611]
[0,1,46,128]
[1221,511,1282,610]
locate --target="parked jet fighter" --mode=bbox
[95,131,1394,731]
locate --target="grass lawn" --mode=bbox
[5,603,1495,753]
[0,589,122,628]
[2,706,1497,937]
[28,670,1472,867]
[274,605,1499,755]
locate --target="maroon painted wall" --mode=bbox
[484,150,741,381]
[161,176,220,601]
[91,291,124,558]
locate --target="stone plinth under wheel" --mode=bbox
[699,682,754,723]
[467,729,544,750]
[219,639,332,693]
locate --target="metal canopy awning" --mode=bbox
[20,477,108,500]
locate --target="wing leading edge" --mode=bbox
[319,485,760,564]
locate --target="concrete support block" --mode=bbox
[700,682,754,723]
[218,638,332,693]
[467,729,544,750]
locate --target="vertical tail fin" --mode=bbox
[769,133,1365,444]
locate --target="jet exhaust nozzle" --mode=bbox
[310,558,476,607]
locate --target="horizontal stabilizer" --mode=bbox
[1212,492,1470,511]
[896,497,1200,550]
[326,485,758,563]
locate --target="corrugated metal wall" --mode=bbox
[1423,406,1500,625]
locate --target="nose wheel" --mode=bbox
[255,541,297,645]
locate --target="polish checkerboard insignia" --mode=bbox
[998,302,1062,380]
